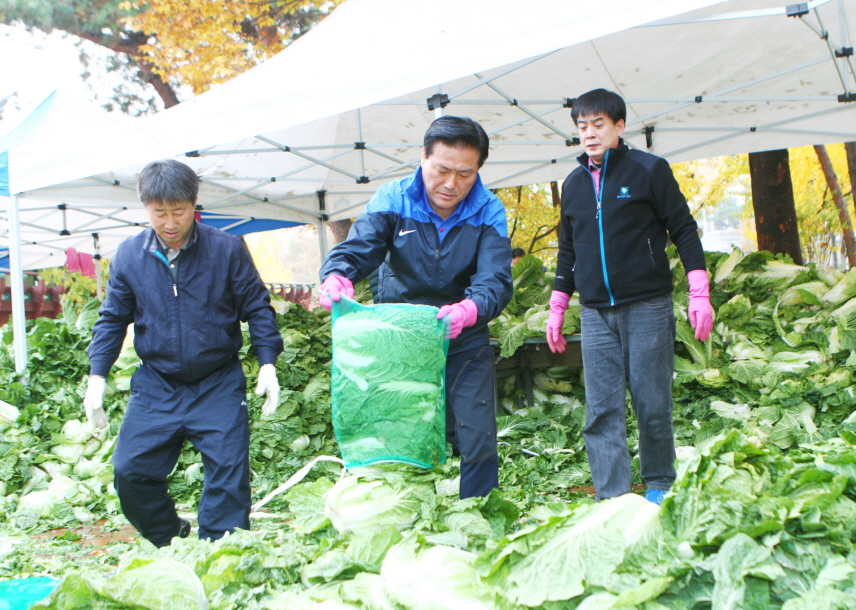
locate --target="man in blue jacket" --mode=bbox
[319,116,513,498]
[82,159,283,547]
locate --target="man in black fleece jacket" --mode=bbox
[545,89,713,504]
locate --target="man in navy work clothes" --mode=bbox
[546,89,713,505]
[83,159,283,547]
[319,116,513,499]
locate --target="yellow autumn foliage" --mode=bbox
[124,0,340,94]
[495,184,560,262]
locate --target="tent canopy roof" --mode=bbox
[4,0,856,246]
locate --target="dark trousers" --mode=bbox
[112,359,250,547]
[445,344,498,499]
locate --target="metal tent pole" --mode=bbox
[318,219,329,260]
[317,189,329,260]
[93,232,103,300]
[9,194,27,373]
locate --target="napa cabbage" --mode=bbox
[381,541,495,610]
[0,399,19,426]
[477,494,662,606]
[331,298,448,469]
[324,472,435,534]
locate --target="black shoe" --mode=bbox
[177,518,191,539]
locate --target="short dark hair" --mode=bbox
[571,89,626,126]
[423,116,490,167]
[138,159,199,206]
[511,247,526,258]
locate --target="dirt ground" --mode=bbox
[33,520,139,547]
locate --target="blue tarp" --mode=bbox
[197,211,301,235]
[0,150,8,197]
[0,576,60,609]
[0,91,56,197]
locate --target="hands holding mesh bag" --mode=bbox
[319,274,354,312]
[437,299,478,339]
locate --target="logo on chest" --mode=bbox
[617,186,631,199]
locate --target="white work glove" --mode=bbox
[255,364,280,416]
[83,375,108,429]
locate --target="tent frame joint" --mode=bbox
[786,3,809,18]
[426,93,450,111]
[644,125,655,148]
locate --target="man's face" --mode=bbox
[146,199,196,249]
[420,142,481,219]
[576,113,625,164]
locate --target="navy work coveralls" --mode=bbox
[89,222,283,546]
[320,167,512,498]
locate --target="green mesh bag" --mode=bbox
[331,296,450,469]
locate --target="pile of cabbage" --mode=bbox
[5,246,856,607]
[25,424,856,609]
[0,406,116,530]
[495,247,856,447]
[0,296,337,533]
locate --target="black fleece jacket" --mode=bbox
[554,143,705,307]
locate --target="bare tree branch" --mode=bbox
[527,225,557,253]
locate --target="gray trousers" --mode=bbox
[580,294,677,501]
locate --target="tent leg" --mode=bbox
[93,232,103,300]
[318,219,329,260]
[9,195,27,373]
[95,260,103,300]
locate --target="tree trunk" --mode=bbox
[748,149,803,264]
[137,61,181,108]
[814,145,856,268]
[846,142,856,218]
[77,32,181,109]
[550,181,561,241]
[328,218,353,244]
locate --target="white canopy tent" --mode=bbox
[9,0,855,225]
[2,0,855,372]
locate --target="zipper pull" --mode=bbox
[173,284,177,297]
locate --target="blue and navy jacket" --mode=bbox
[320,167,513,354]
[554,144,706,307]
[89,222,283,383]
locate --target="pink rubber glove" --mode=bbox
[437,299,478,339]
[546,290,571,353]
[319,274,354,312]
[687,269,713,341]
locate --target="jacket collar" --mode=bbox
[404,166,494,221]
[143,221,201,255]
[576,140,629,170]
